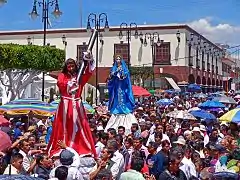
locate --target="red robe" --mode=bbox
[47,63,97,158]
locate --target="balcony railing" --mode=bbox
[202,61,205,71]
[207,63,210,71]
[196,59,200,69]
[189,56,193,66]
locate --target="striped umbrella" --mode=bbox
[0,104,56,117]
[219,108,240,123]
[8,98,48,105]
[50,100,95,114]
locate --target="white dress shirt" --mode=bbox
[146,133,171,146]
[49,147,83,180]
[95,141,105,157]
[19,150,31,172]
[111,150,125,180]
[180,157,197,179]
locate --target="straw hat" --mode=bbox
[200,125,207,132]
[173,136,186,145]
[192,127,201,132]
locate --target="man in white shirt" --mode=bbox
[4,153,24,175]
[107,140,124,180]
[19,139,36,174]
[179,145,197,179]
[95,132,108,157]
[146,124,171,147]
[49,141,83,180]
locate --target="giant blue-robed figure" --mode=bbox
[108,56,135,115]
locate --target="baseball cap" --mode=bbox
[60,149,74,165]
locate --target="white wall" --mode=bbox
[0,26,224,76]
[0,28,188,68]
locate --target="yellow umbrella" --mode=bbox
[219,108,240,123]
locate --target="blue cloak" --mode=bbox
[108,59,135,114]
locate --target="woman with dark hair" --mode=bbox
[47,51,97,158]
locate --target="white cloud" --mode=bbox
[187,18,240,45]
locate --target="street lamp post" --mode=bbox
[0,0,7,7]
[118,23,138,69]
[29,0,62,101]
[86,13,109,105]
[140,32,162,89]
[62,35,67,58]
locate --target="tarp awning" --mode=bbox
[165,77,181,91]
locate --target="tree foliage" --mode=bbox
[0,44,65,71]
[0,44,65,103]
[129,66,153,82]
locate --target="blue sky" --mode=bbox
[0,0,239,30]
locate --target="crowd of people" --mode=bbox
[0,52,239,180]
[0,93,239,180]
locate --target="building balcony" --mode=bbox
[189,56,193,66]
[196,59,200,69]
[207,63,210,71]
[202,61,205,71]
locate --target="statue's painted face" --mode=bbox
[116,56,121,65]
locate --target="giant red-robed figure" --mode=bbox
[47,53,97,158]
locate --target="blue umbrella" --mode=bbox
[193,93,207,98]
[190,110,216,121]
[156,99,173,106]
[0,175,43,180]
[165,89,175,94]
[198,100,226,109]
[188,84,201,92]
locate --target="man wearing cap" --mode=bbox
[14,122,24,140]
[49,140,83,180]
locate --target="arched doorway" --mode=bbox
[207,78,211,93]
[196,76,201,85]
[202,77,206,93]
[212,79,215,92]
[188,74,195,84]
[216,79,219,91]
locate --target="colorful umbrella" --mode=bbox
[198,100,226,109]
[0,104,56,117]
[193,93,207,98]
[0,130,12,151]
[188,84,201,92]
[50,100,95,114]
[149,89,155,95]
[166,110,197,120]
[0,175,43,180]
[8,98,48,105]
[213,96,237,104]
[219,108,240,123]
[132,85,151,97]
[189,110,216,121]
[0,116,10,126]
[156,99,173,106]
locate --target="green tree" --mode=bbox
[0,44,65,102]
[129,66,153,87]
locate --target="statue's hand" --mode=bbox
[83,50,93,61]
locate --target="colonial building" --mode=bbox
[0,24,235,93]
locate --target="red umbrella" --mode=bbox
[0,130,11,151]
[132,85,151,97]
[0,116,9,126]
